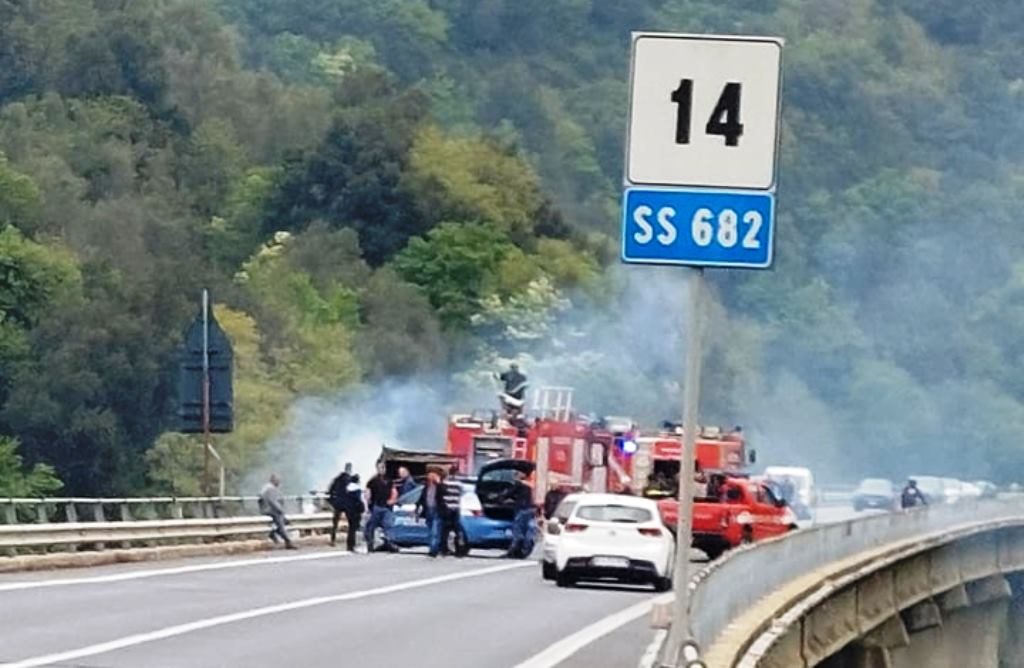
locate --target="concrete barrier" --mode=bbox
[643,498,1024,667]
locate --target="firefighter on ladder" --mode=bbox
[496,363,528,420]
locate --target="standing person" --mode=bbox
[416,469,445,558]
[327,463,353,547]
[901,479,928,509]
[344,474,364,552]
[498,363,528,400]
[396,466,416,496]
[496,363,528,418]
[259,473,297,550]
[440,470,463,557]
[506,471,535,559]
[364,462,398,552]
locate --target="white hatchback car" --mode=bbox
[543,494,674,591]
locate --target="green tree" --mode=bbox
[262,70,431,264]
[0,436,62,497]
[393,221,517,328]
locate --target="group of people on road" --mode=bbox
[259,459,537,559]
[333,461,466,558]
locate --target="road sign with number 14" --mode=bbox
[625,33,783,191]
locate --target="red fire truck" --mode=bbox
[444,388,634,504]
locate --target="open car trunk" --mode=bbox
[474,459,535,521]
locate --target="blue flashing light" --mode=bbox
[618,438,638,455]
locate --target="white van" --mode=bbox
[763,466,817,518]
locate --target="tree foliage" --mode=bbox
[2,0,1024,493]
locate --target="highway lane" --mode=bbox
[0,548,661,668]
[0,503,870,668]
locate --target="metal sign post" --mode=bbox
[178,290,233,497]
[201,289,212,497]
[621,31,783,665]
[668,267,705,664]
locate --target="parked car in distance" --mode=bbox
[852,478,899,512]
[973,481,999,498]
[941,478,964,504]
[959,481,982,499]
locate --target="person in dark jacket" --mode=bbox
[343,474,364,551]
[440,471,463,556]
[365,462,398,552]
[416,469,445,558]
[506,472,536,559]
[498,363,528,401]
[901,479,928,509]
[327,463,353,547]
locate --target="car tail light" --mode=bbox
[637,527,662,537]
[564,523,587,533]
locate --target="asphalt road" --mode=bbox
[0,503,866,668]
[0,547,666,668]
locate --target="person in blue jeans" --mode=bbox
[364,462,398,552]
[417,469,445,558]
[506,471,536,559]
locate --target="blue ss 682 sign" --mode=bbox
[621,188,775,269]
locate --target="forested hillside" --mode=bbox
[2,0,1023,495]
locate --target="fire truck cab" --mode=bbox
[624,424,754,496]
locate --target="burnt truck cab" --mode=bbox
[377,446,461,483]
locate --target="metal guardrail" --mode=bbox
[684,497,1024,660]
[0,514,334,550]
[1,494,329,525]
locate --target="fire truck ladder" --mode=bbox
[532,386,574,421]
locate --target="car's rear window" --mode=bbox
[576,505,652,523]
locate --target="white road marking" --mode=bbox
[0,561,534,668]
[0,550,354,593]
[639,629,668,668]
[513,592,674,668]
